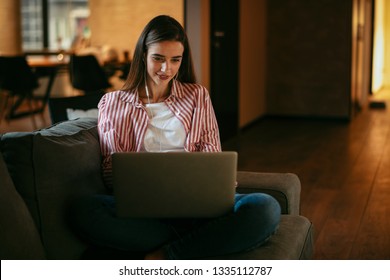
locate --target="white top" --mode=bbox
[143,102,186,152]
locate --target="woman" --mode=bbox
[70,15,281,260]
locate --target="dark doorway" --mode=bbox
[210,0,239,142]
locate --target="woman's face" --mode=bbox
[145,40,184,88]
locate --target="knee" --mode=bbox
[235,193,281,228]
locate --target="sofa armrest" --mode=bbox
[236,171,301,215]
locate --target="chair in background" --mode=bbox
[48,92,104,124]
[0,56,41,124]
[69,54,112,95]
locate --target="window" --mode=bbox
[48,0,89,50]
[21,0,43,50]
[21,0,89,51]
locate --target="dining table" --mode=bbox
[23,53,69,118]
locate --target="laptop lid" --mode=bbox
[112,152,237,218]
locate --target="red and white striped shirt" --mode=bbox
[98,80,221,186]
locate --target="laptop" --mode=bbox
[112,152,237,218]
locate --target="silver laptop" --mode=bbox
[112,152,237,218]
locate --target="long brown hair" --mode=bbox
[122,15,196,91]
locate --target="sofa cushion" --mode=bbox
[0,131,39,223]
[0,152,46,259]
[0,118,106,259]
[210,215,314,260]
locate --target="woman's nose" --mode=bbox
[161,62,167,72]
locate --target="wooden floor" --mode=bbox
[227,89,390,260]
[1,89,389,260]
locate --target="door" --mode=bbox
[210,0,239,142]
[351,0,373,113]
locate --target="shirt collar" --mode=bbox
[172,80,184,99]
[118,88,140,106]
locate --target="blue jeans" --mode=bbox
[69,193,281,259]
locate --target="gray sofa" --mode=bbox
[0,118,314,260]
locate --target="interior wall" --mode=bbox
[88,0,184,61]
[385,0,390,88]
[239,0,267,127]
[372,0,390,91]
[186,0,202,83]
[372,0,384,92]
[0,0,22,55]
[266,0,353,119]
[185,0,210,88]
[200,0,211,91]
[351,0,373,109]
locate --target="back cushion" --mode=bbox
[0,118,106,259]
[0,152,46,259]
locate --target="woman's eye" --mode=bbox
[152,56,164,62]
[172,58,182,63]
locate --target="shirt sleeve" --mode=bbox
[97,93,119,188]
[195,87,222,152]
[200,96,237,186]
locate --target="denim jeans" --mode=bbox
[69,192,281,259]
